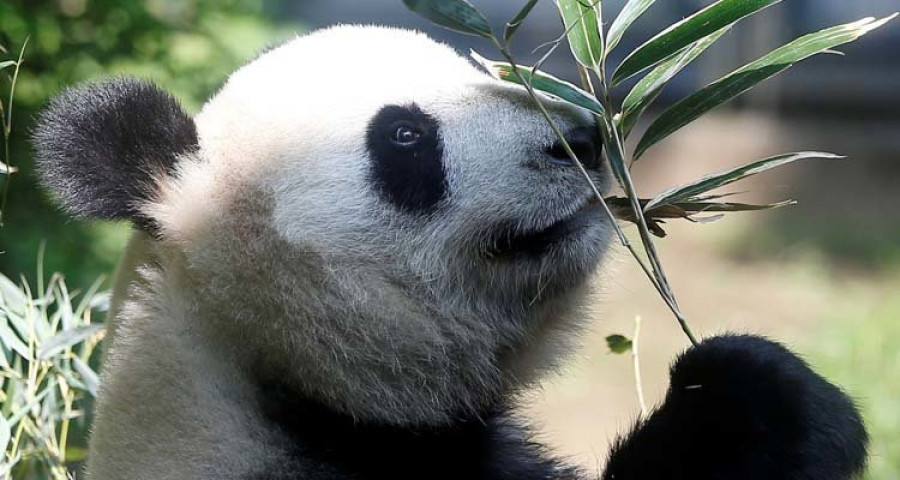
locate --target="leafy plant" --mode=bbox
[0,255,106,479]
[403,0,896,345]
[0,41,26,226]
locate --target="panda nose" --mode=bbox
[542,126,602,170]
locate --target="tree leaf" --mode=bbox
[606,334,633,354]
[620,26,730,138]
[472,53,605,115]
[556,0,604,69]
[37,324,103,360]
[403,0,493,38]
[505,0,540,43]
[643,152,841,212]
[606,0,655,54]
[612,0,781,86]
[635,15,896,159]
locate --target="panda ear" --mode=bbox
[33,77,198,232]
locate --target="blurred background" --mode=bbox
[0,0,897,478]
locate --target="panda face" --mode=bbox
[138,25,613,424]
[185,26,611,294]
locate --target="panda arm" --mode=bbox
[601,334,868,480]
[481,416,586,480]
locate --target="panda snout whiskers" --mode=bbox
[481,197,597,260]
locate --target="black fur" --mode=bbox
[33,77,197,232]
[252,379,583,480]
[602,334,868,480]
[366,104,446,213]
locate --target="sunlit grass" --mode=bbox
[805,274,900,480]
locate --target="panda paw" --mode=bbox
[602,334,868,480]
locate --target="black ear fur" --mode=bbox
[603,334,868,480]
[33,77,198,231]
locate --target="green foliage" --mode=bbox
[0,0,289,290]
[634,14,897,159]
[642,152,841,212]
[473,53,604,115]
[619,26,728,138]
[606,0,654,54]
[556,0,603,69]
[404,0,896,346]
[612,0,782,85]
[806,276,900,480]
[605,334,632,354]
[402,0,492,38]
[0,266,107,479]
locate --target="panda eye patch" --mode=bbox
[389,122,423,148]
[366,103,446,213]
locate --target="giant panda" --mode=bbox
[32,25,867,479]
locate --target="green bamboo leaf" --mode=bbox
[556,0,604,69]
[0,274,25,315]
[37,324,103,360]
[72,356,100,397]
[0,415,9,456]
[608,196,795,236]
[644,152,842,212]
[472,53,605,115]
[670,200,796,213]
[606,0,655,54]
[612,0,781,85]
[606,334,633,354]
[505,0,540,43]
[0,323,28,360]
[620,26,730,137]
[635,14,896,158]
[403,0,493,38]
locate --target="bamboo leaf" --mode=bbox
[643,152,842,212]
[473,53,605,115]
[37,324,103,360]
[612,0,781,85]
[635,15,896,158]
[403,0,494,38]
[556,0,604,69]
[0,275,25,315]
[0,415,9,456]
[606,334,633,354]
[0,61,15,71]
[608,196,796,236]
[620,26,729,137]
[72,357,99,397]
[606,0,655,54]
[0,323,28,360]
[505,0,540,43]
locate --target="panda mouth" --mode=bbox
[484,197,598,260]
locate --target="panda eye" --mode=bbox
[389,123,423,148]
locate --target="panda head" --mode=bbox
[34,26,613,425]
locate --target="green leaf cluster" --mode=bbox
[404,0,895,346]
[0,267,107,479]
[0,0,290,292]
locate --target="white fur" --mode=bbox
[88,25,613,478]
